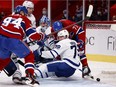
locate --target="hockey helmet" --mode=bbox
[57,29,69,38]
[14,5,28,15]
[22,0,34,8]
[52,21,63,31]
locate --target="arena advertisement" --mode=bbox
[85,21,116,62]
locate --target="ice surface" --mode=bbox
[0,61,116,87]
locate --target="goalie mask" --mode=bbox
[40,16,50,26]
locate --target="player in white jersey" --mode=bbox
[36,16,51,34]
[22,0,38,51]
[33,16,55,64]
[22,0,36,27]
[36,16,55,50]
[34,29,82,78]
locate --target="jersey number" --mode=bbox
[70,45,76,58]
[2,17,22,29]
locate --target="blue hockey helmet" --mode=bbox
[14,5,28,15]
[52,21,63,31]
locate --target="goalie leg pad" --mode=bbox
[3,60,17,76]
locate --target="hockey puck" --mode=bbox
[96,78,100,82]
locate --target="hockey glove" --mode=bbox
[82,66,91,78]
[37,41,45,47]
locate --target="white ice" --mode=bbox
[0,61,116,87]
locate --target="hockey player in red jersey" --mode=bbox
[52,19,91,78]
[0,5,45,85]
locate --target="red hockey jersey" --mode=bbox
[0,14,44,41]
[51,19,85,43]
[59,19,85,41]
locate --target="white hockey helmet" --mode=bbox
[57,29,69,38]
[22,0,34,8]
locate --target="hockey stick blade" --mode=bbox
[86,5,93,18]
[84,75,100,82]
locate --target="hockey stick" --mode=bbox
[79,69,100,82]
[26,5,93,47]
[17,60,24,66]
[18,59,101,82]
[48,5,93,36]
[84,74,100,82]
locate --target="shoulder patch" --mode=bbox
[55,45,61,49]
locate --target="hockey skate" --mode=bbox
[12,70,23,84]
[13,74,39,86]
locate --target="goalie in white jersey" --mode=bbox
[35,29,82,78]
[36,15,55,50]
